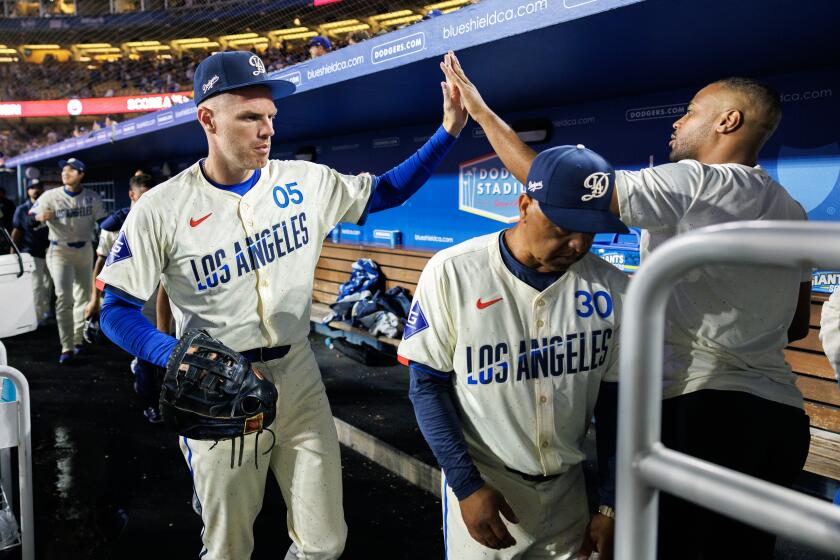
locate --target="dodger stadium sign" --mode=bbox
[459,153,525,223]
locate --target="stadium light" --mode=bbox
[269,27,309,35]
[134,45,171,52]
[75,43,112,49]
[268,27,311,41]
[229,38,269,47]
[319,19,360,30]
[219,32,259,41]
[278,31,318,41]
[424,0,470,10]
[171,38,212,45]
[327,23,370,35]
[20,44,62,49]
[124,41,162,47]
[83,48,121,54]
[178,42,221,50]
[377,15,423,27]
[369,9,415,21]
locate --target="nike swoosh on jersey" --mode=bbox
[476,297,503,310]
[189,213,213,227]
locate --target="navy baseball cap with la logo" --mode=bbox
[58,157,85,173]
[193,51,296,106]
[525,144,628,234]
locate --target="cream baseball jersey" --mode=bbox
[97,159,373,351]
[615,160,809,407]
[31,187,106,243]
[97,229,119,257]
[819,289,840,379]
[398,232,628,475]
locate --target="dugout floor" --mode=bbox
[0,326,833,559]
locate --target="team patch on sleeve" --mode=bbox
[403,301,429,340]
[105,230,133,266]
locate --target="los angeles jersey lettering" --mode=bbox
[97,159,373,351]
[31,187,107,243]
[398,232,629,475]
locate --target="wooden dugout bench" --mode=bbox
[310,242,433,351]
[310,242,840,482]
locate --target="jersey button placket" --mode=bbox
[241,202,269,321]
[533,296,553,469]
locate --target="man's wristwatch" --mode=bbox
[598,505,615,519]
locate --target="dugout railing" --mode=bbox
[0,341,34,560]
[615,221,840,558]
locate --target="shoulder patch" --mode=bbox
[403,301,429,340]
[105,230,133,266]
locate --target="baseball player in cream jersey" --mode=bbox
[442,53,812,559]
[820,289,840,380]
[400,145,628,560]
[32,157,107,363]
[97,50,467,559]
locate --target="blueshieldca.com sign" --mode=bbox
[459,153,525,223]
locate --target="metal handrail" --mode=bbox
[0,341,34,560]
[615,221,840,558]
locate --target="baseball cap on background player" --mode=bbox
[58,157,85,173]
[526,144,628,234]
[192,51,296,107]
[307,36,331,51]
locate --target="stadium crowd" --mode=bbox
[0,36,356,103]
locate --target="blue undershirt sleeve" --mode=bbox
[368,125,457,214]
[594,381,618,508]
[408,361,484,501]
[100,288,178,369]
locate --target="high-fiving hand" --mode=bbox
[442,59,469,137]
[440,51,491,124]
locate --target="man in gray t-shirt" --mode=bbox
[442,53,811,559]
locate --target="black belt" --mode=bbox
[505,467,562,483]
[51,241,87,248]
[241,345,291,363]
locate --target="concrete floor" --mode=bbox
[0,327,441,560]
[0,326,836,559]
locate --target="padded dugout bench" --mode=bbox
[310,242,434,351]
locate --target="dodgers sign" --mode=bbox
[459,153,525,223]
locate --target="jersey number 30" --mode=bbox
[273,181,304,208]
[575,290,613,319]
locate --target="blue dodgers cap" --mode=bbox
[58,157,85,173]
[526,144,628,234]
[307,36,331,50]
[192,51,296,106]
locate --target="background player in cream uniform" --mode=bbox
[32,157,107,363]
[400,145,628,560]
[98,50,467,559]
[441,51,812,559]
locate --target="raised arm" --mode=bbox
[439,51,537,185]
[366,69,468,214]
